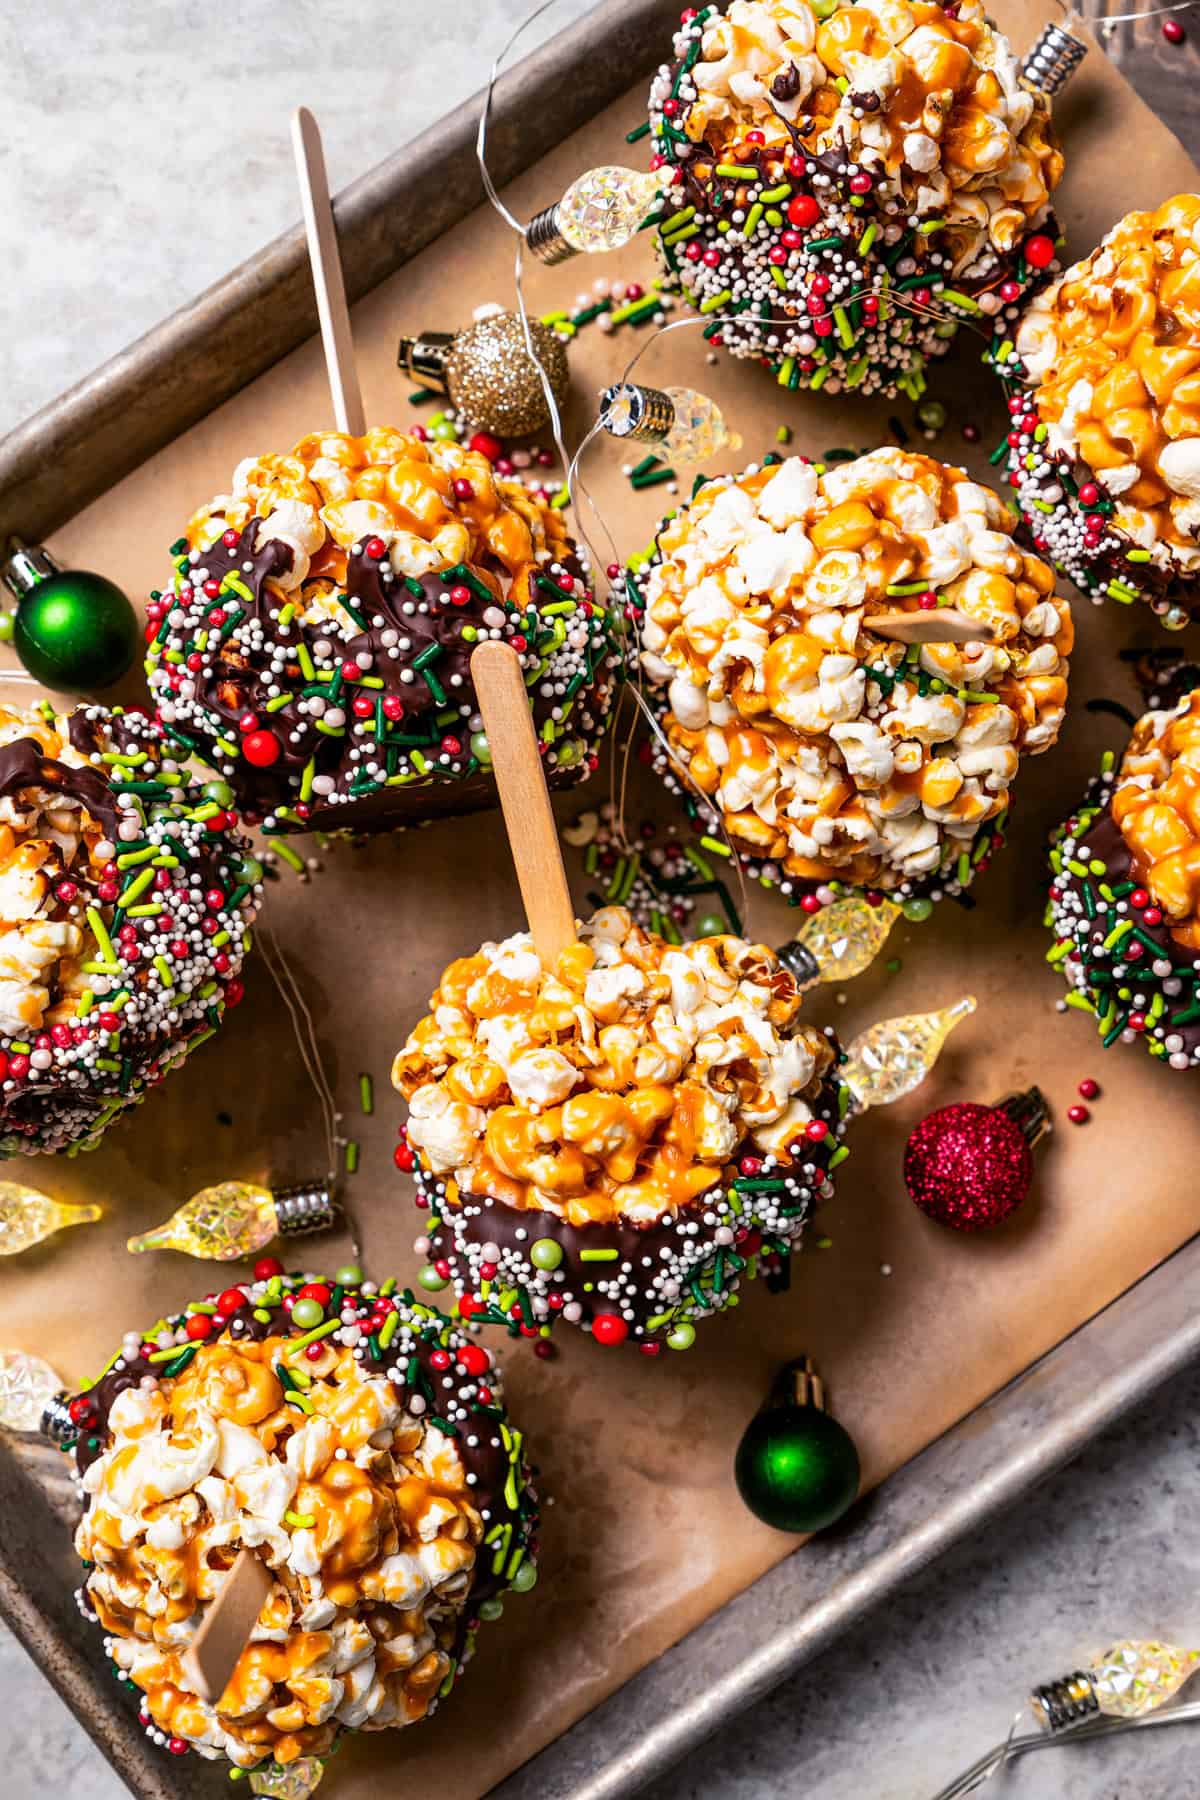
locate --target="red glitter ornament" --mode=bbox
[903,1088,1049,1231]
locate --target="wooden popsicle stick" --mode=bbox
[869,608,995,645]
[291,106,367,437]
[471,640,578,969]
[180,1547,273,1705]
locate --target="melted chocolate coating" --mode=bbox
[416,1068,847,1347]
[152,521,618,834]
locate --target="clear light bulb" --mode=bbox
[841,995,976,1111]
[526,165,666,263]
[599,382,741,467]
[1031,1640,1200,1732]
[778,896,902,991]
[0,1182,101,1256]
[249,1757,326,1799]
[127,1179,336,1261]
[0,1348,67,1432]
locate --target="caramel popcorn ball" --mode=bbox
[1048,662,1200,1071]
[650,0,1063,397]
[1001,195,1200,627]
[0,702,259,1155]
[392,906,849,1350]
[69,1273,537,1772]
[146,429,620,834]
[633,448,1071,904]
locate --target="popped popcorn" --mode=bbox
[634,449,1071,900]
[1002,195,1200,625]
[650,0,1063,396]
[393,907,850,1350]
[69,1276,537,1769]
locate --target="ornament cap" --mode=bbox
[995,1085,1051,1151]
[2,539,60,602]
[273,1180,338,1236]
[600,382,675,444]
[395,332,454,392]
[770,1354,825,1413]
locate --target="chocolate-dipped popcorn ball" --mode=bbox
[632,448,1071,906]
[0,702,259,1156]
[998,196,1200,629]
[146,429,620,833]
[1048,667,1200,1070]
[392,906,849,1352]
[68,1271,537,1771]
[650,0,1063,398]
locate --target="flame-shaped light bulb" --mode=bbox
[841,995,976,1111]
[526,165,666,264]
[599,382,741,467]
[777,896,902,991]
[0,1348,69,1434]
[249,1756,326,1798]
[0,1182,101,1256]
[127,1180,337,1261]
[1031,1640,1200,1732]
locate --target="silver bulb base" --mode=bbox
[274,1180,338,1237]
[2,539,59,603]
[1029,1670,1100,1733]
[40,1389,76,1445]
[396,332,454,393]
[1020,19,1086,95]
[599,382,676,444]
[774,939,821,993]
[525,203,576,266]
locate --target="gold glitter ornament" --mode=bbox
[397,310,569,436]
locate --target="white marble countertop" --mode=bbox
[2,2,1199,1796]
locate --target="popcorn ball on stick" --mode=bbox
[996,195,1200,629]
[144,429,620,834]
[632,447,1072,908]
[1048,660,1200,1070]
[649,0,1064,398]
[392,643,973,1352]
[67,1269,537,1773]
[0,702,259,1155]
[394,903,850,1352]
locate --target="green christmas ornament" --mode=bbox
[2,542,140,692]
[734,1356,860,1535]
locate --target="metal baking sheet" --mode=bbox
[1,4,1198,1798]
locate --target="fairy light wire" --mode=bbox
[932,1695,1200,1799]
[259,920,362,1259]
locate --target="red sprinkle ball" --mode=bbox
[903,1101,1033,1231]
[1163,17,1185,41]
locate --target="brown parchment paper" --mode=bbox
[3,8,1198,1795]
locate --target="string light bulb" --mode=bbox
[841,995,977,1111]
[0,1182,101,1256]
[1031,1640,1200,1731]
[127,1179,337,1261]
[777,897,903,990]
[0,1347,71,1436]
[599,381,741,466]
[526,165,666,264]
[248,1757,326,1799]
